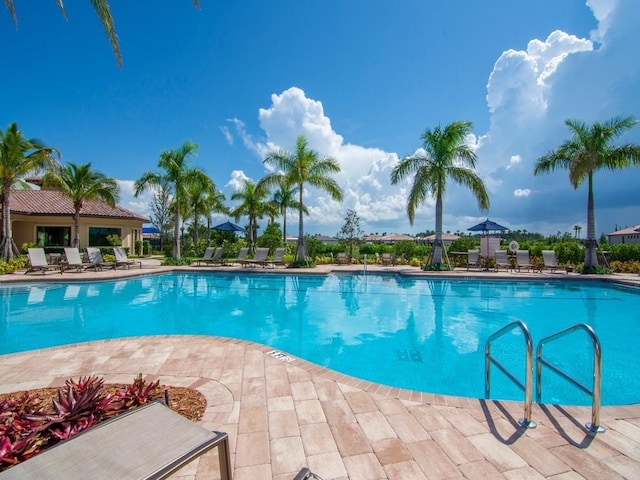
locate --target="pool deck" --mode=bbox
[1,259,639,479]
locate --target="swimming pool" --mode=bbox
[1,273,638,406]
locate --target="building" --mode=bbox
[607,225,640,245]
[7,190,149,253]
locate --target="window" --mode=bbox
[36,226,70,247]
[89,227,122,246]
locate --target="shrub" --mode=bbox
[0,375,163,471]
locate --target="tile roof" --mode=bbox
[607,224,640,235]
[9,189,149,222]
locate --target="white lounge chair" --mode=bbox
[113,247,141,269]
[516,250,535,272]
[542,250,568,273]
[87,247,115,271]
[63,247,96,272]
[25,248,62,275]
[494,249,511,271]
[466,250,482,270]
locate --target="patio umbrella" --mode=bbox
[467,218,508,234]
[212,221,245,232]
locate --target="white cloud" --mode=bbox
[513,189,531,198]
[117,180,154,218]
[219,126,233,145]
[507,155,522,170]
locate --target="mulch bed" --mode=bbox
[0,384,207,422]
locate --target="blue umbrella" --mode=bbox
[467,218,508,234]
[212,221,245,232]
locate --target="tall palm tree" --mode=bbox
[534,115,640,271]
[0,122,59,260]
[229,179,271,250]
[3,0,200,68]
[134,141,211,260]
[259,175,306,245]
[186,180,227,245]
[42,162,119,248]
[263,135,343,263]
[391,121,489,267]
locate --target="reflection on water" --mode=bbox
[0,274,638,405]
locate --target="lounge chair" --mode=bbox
[62,247,96,272]
[25,248,62,275]
[0,401,232,480]
[542,250,568,273]
[515,250,535,272]
[113,247,142,269]
[243,247,269,267]
[192,246,223,266]
[334,252,349,265]
[86,247,116,271]
[381,253,395,266]
[265,247,287,268]
[466,250,482,270]
[494,249,511,272]
[232,247,250,266]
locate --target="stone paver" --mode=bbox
[1,261,639,479]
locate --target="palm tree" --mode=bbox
[3,0,200,68]
[42,162,119,248]
[534,115,640,271]
[0,122,59,261]
[134,141,211,260]
[263,135,343,263]
[229,179,271,250]
[390,121,489,267]
[260,175,307,245]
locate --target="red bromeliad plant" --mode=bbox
[0,374,162,471]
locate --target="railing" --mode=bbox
[485,320,536,428]
[536,323,605,433]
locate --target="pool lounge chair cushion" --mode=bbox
[25,248,62,275]
[0,401,231,480]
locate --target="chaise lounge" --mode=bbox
[25,248,62,275]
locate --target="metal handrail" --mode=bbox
[536,323,604,433]
[485,320,536,428]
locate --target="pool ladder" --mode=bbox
[485,321,605,432]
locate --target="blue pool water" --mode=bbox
[1,273,638,406]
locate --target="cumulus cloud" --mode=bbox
[216,0,639,237]
[117,180,154,218]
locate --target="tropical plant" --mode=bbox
[229,179,272,250]
[3,0,200,68]
[149,179,173,252]
[41,162,119,248]
[534,116,640,271]
[390,121,489,268]
[185,179,219,245]
[263,134,343,263]
[0,122,59,261]
[134,141,212,260]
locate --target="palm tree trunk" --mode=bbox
[1,188,13,261]
[584,173,598,269]
[73,210,81,248]
[173,212,181,259]
[296,187,307,262]
[432,192,443,265]
[193,218,199,245]
[282,208,287,245]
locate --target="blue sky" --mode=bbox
[2,0,639,237]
